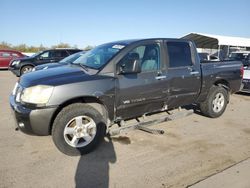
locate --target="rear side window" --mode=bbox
[50,51,67,58]
[67,50,79,55]
[1,52,11,57]
[60,50,69,57]
[167,41,192,67]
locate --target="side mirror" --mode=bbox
[117,53,141,74]
[38,56,43,60]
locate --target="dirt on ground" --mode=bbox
[0,71,250,188]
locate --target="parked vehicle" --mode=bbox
[9,38,243,155]
[0,50,25,69]
[228,51,250,67]
[241,67,250,93]
[198,52,219,61]
[33,51,86,71]
[8,48,81,76]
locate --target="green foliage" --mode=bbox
[0,42,13,50]
[52,43,71,49]
[83,45,94,51]
[0,41,93,52]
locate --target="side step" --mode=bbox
[108,108,193,136]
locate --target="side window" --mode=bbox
[67,50,77,55]
[1,52,11,58]
[50,51,61,58]
[61,50,69,57]
[12,53,19,57]
[120,44,160,73]
[40,51,50,59]
[167,42,192,68]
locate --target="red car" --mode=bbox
[0,50,25,69]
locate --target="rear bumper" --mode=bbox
[9,95,57,135]
[241,79,250,93]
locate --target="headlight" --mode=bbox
[12,60,20,66]
[20,85,54,105]
[12,83,19,95]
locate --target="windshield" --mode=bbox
[60,52,84,64]
[73,43,125,69]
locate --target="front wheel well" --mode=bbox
[49,97,109,134]
[21,64,34,69]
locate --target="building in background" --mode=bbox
[182,33,250,59]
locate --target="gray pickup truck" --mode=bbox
[9,38,243,155]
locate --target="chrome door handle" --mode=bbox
[155,75,167,80]
[190,71,199,75]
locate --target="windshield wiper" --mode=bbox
[78,63,89,71]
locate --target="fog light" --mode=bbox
[18,122,25,128]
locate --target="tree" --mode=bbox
[83,45,94,51]
[0,41,94,52]
[0,41,12,49]
[52,43,71,49]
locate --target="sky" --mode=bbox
[1,0,250,48]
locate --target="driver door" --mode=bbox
[115,42,168,120]
[36,51,54,64]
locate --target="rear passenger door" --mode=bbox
[165,41,201,108]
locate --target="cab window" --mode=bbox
[120,43,160,72]
[167,41,192,68]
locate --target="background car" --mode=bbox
[8,48,82,76]
[33,51,86,71]
[198,52,219,61]
[228,51,250,67]
[0,50,26,69]
[241,67,250,93]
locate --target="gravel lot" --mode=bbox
[0,70,250,188]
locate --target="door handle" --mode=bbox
[190,71,199,75]
[155,75,167,80]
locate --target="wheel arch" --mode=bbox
[49,96,109,134]
[20,64,35,73]
[214,79,230,91]
[21,63,35,69]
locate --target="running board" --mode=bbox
[108,109,194,136]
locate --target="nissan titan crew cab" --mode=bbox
[9,39,243,155]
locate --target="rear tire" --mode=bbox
[199,86,228,118]
[21,65,33,75]
[52,103,106,156]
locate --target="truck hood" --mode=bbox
[19,65,97,87]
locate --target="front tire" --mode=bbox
[21,65,33,75]
[52,103,106,156]
[199,86,228,118]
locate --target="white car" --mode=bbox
[241,68,250,93]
